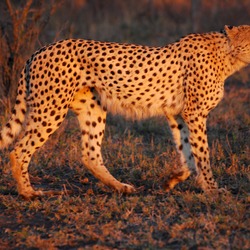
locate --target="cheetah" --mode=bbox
[0,25,250,199]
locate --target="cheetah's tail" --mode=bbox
[0,67,28,149]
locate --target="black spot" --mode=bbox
[15,118,22,125]
[177,124,183,130]
[7,132,13,138]
[46,128,52,134]
[55,115,60,121]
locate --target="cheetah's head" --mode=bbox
[225,25,250,65]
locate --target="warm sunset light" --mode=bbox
[0,1,249,249]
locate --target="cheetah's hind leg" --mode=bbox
[10,106,69,199]
[10,148,72,199]
[10,151,44,199]
[70,87,136,194]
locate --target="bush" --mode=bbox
[0,0,61,106]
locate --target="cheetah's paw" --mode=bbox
[19,190,45,200]
[118,183,136,194]
[19,189,70,200]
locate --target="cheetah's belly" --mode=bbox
[96,83,185,120]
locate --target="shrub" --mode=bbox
[0,0,61,107]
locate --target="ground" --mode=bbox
[0,79,249,249]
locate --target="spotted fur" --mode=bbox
[1,25,250,199]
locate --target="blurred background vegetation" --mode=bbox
[0,0,249,106]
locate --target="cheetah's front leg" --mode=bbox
[184,115,219,192]
[164,115,196,191]
[165,114,219,193]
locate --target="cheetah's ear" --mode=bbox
[224,25,238,39]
